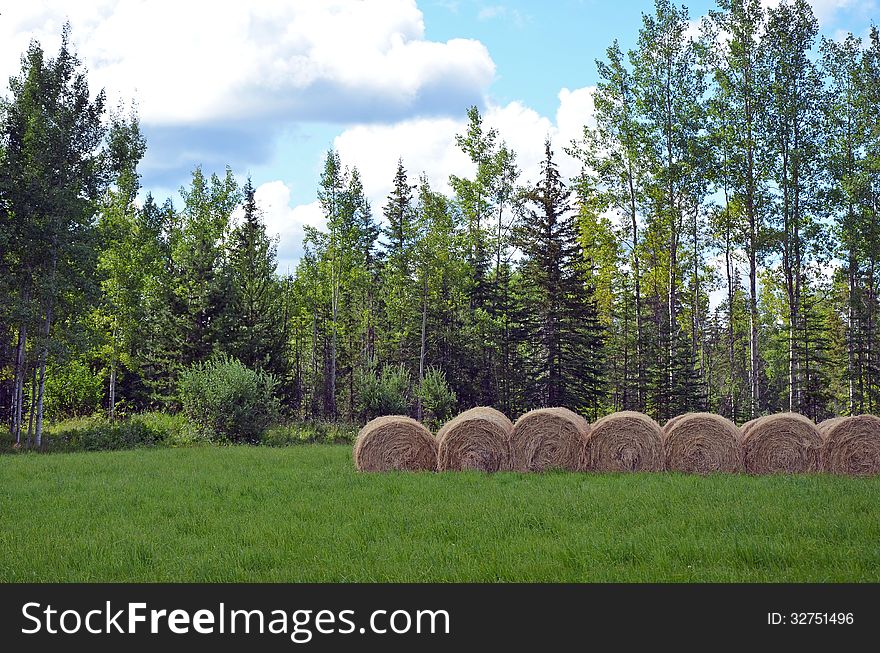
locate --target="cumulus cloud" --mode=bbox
[254,85,595,271]
[0,0,496,186]
[0,0,494,125]
[248,182,324,274]
[333,85,596,211]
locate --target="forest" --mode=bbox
[3,0,880,449]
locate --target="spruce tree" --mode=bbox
[517,140,604,412]
[224,177,287,379]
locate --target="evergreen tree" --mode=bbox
[381,159,418,369]
[223,177,288,380]
[516,141,604,412]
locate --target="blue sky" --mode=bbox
[1,0,877,271]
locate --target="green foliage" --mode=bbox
[261,421,358,447]
[7,13,880,432]
[178,355,280,444]
[222,177,288,379]
[43,361,104,421]
[355,361,412,419]
[416,366,457,427]
[40,412,191,452]
[46,416,157,452]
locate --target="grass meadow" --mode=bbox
[1,445,878,582]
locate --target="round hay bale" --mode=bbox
[509,407,589,472]
[817,416,847,439]
[353,415,437,472]
[663,413,689,433]
[741,412,822,474]
[584,411,663,472]
[436,407,513,472]
[821,415,880,476]
[739,417,760,437]
[662,412,742,474]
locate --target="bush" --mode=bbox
[44,360,104,421]
[416,366,457,428]
[355,362,412,419]
[178,355,280,444]
[46,416,157,452]
[133,411,194,447]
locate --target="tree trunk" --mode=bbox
[109,325,118,420]
[627,162,643,411]
[11,320,26,444]
[109,363,117,420]
[417,276,428,421]
[692,203,702,384]
[34,300,53,449]
[27,364,36,447]
[748,249,759,418]
[329,277,338,420]
[848,247,856,413]
[310,308,318,417]
[724,192,737,420]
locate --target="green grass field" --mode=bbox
[1,445,878,582]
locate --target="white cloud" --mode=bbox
[248,182,324,274]
[0,1,496,188]
[332,85,596,219]
[0,0,495,127]
[255,86,596,270]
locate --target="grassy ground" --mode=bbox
[1,445,878,582]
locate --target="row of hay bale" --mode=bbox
[353,408,880,476]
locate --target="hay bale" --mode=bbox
[509,407,589,472]
[741,412,822,474]
[817,416,847,439]
[663,413,689,433]
[739,417,760,437]
[584,411,663,472]
[353,415,437,472]
[436,407,513,472]
[663,412,742,474]
[821,415,880,476]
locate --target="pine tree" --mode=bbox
[381,159,418,369]
[517,140,604,412]
[223,177,287,380]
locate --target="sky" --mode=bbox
[1,0,878,272]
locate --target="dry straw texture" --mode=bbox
[821,415,880,476]
[663,412,742,474]
[663,413,688,434]
[741,412,822,474]
[740,417,759,438]
[584,411,663,472]
[817,416,847,439]
[436,407,513,472]
[509,407,589,472]
[353,415,438,472]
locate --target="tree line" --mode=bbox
[2,1,880,446]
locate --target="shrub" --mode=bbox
[355,361,412,420]
[416,366,457,428]
[44,360,104,421]
[46,416,157,452]
[133,411,193,447]
[178,355,280,444]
